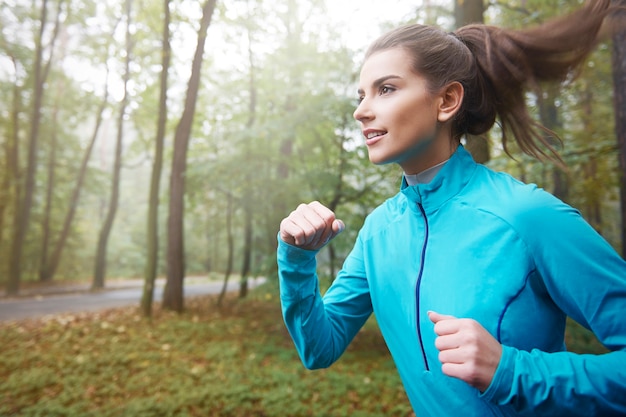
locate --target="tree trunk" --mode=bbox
[579,79,602,233]
[0,58,22,279]
[42,80,109,282]
[537,85,569,201]
[141,0,171,317]
[92,0,133,290]
[613,1,626,256]
[454,0,489,164]
[163,0,218,312]
[239,206,252,299]
[584,158,602,233]
[37,0,64,282]
[275,0,299,211]
[39,99,59,282]
[217,193,234,307]
[326,128,348,280]
[238,22,257,300]
[7,0,50,295]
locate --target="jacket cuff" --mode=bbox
[277,234,319,265]
[277,235,319,298]
[480,344,516,404]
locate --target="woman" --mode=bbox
[277,1,626,416]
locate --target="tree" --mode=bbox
[238,3,259,300]
[163,0,218,312]
[537,84,569,201]
[36,3,118,283]
[38,77,63,282]
[141,0,171,317]
[6,0,61,294]
[93,0,133,289]
[40,74,110,282]
[454,0,490,164]
[454,0,483,26]
[613,0,626,256]
[0,55,23,284]
[217,192,235,307]
[38,3,71,283]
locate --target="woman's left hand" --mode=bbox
[428,311,502,392]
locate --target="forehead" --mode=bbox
[359,48,416,83]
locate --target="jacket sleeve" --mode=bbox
[277,235,372,370]
[482,191,626,416]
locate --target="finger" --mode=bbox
[428,311,461,337]
[321,219,345,245]
[428,311,456,324]
[440,362,470,379]
[279,205,323,246]
[306,201,338,243]
[279,217,299,245]
[300,204,334,246]
[438,347,467,367]
[303,202,346,247]
[435,321,465,338]
[308,201,335,218]
[434,334,461,352]
[279,202,341,249]
[332,219,345,235]
[280,216,314,246]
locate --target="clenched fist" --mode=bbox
[279,201,345,251]
[429,311,502,392]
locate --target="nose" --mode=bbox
[353,98,372,123]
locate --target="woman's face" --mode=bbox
[354,47,453,174]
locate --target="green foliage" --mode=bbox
[565,318,609,354]
[0,294,415,417]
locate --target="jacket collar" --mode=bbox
[400,145,477,214]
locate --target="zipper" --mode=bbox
[415,202,430,371]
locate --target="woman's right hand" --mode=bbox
[279,201,345,251]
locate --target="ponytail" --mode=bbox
[455,0,612,162]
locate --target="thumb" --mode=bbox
[428,311,456,324]
[323,219,345,245]
[332,219,345,235]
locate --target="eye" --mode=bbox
[357,95,365,104]
[379,85,395,95]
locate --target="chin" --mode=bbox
[368,156,391,166]
[368,151,400,167]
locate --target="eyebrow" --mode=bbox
[357,74,402,95]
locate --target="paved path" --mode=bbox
[0,277,265,322]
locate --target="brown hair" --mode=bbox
[364,0,613,162]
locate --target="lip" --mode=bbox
[363,129,387,146]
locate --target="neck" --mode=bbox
[402,139,459,175]
[404,159,449,185]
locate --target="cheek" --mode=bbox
[398,111,437,139]
[396,97,436,126]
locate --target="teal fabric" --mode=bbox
[277,146,626,416]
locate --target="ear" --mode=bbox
[437,82,464,123]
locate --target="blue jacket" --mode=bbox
[277,146,626,416]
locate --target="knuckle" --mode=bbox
[433,322,444,334]
[434,337,443,350]
[302,225,316,237]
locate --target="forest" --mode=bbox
[1,0,625,315]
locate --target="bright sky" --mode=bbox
[324,0,420,50]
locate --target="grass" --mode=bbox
[0,283,607,417]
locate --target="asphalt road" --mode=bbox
[0,277,265,322]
